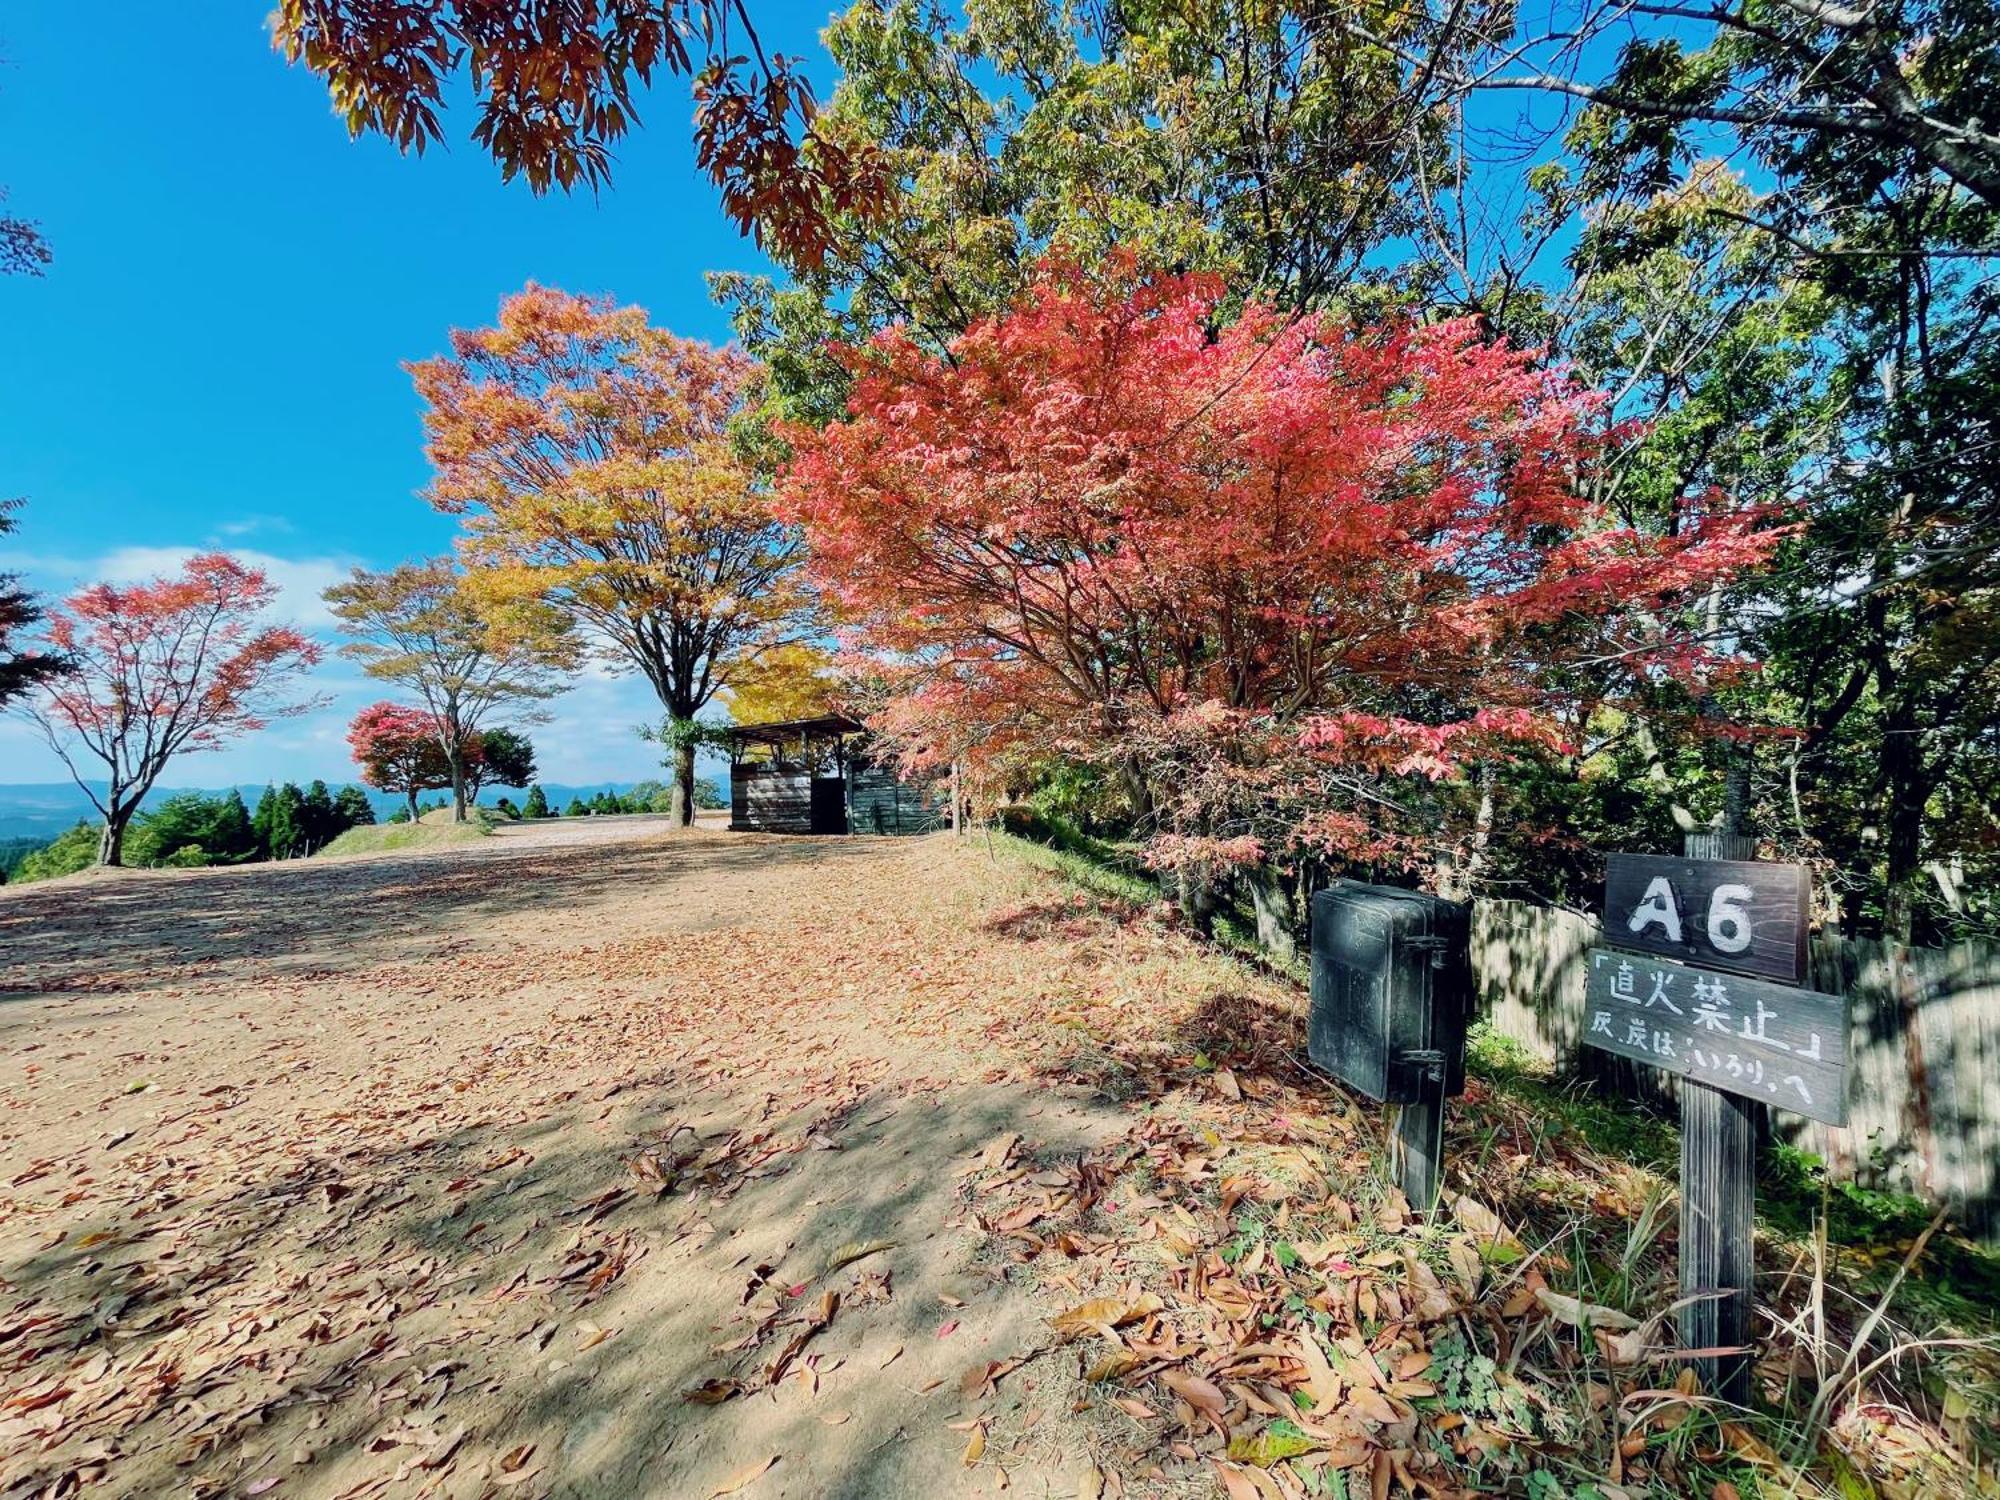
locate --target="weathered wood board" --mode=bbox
[1472,898,2000,1240]
[733,767,815,834]
[1604,854,1808,982]
[1582,947,1848,1124]
[849,763,948,836]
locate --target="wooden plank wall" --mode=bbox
[849,764,947,836]
[1469,897,2000,1239]
[732,767,814,834]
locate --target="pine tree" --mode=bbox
[302,779,338,850]
[523,784,550,819]
[334,785,375,828]
[251,785,279,859]
[210,789,256,862]
[266,783,307,859]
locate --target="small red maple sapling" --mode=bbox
[23,553,326,866]
[345,702,466,822]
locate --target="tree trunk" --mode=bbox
[1435,765,1497,901]
[1176,868,1217,938]
[97,806,132,867]
[1878,689,1925,943]
[1117,756,1153,819]
[406,788,420,822]
[449,755,468,823]
[1245,861,1297,963]
[671,738,697,828]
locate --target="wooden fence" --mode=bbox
[1469,899,2000,1240]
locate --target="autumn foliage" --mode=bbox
[409,284,804,824]
[345,701,460,818]
[780,260,1781,876]
[24,553,324,865]
[271,1,891,267]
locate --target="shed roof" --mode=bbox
[722,713,866,748]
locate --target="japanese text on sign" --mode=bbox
[1582,948,1848,1125]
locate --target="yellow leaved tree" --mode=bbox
[409,285,805,824]
[719,642,844,729]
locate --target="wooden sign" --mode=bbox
[1603,853,1808,983]
[1583,948,1848,1124]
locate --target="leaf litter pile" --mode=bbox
[1,829,1993,1499]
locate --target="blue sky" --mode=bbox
[0,1,838,788]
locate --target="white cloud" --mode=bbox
[213,514,299,540]
[2,544,719,791]
[89,545,354,632]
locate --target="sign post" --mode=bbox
[1588,839,1845,1402]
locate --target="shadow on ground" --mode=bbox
[1,1036,1118,1498]
[0,832,885,998]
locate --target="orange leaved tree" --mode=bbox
[410,285,804,825]
[325,558,577,823]
[780,259,1783,885]
[22,554,325,866]
[270,1,891,268]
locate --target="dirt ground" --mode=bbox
[0,824,1304,1500]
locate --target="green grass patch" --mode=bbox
[991,809,1313,981]
[988,825,1157,906]
[317,811,497,858]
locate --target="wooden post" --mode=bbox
[1390,1101,1443,1213]
[1680,828,1757,1403]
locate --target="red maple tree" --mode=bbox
[24,554,325,865]
[780,258,1782,878]
[345,702,475,821]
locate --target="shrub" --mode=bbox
[12,822,99,884]
[131,790,258,867]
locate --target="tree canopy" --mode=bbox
[21,554,325,866]
[410,284,807,824]
[270,0,893,264]
[325,557,576,821]
[782,262,1781,882]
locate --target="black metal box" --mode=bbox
[1308,881,1471,1103]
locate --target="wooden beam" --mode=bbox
[1679,829,1758,1404]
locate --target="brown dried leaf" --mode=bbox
[707,1454,777,1497]
[1162,1369,1228,1417]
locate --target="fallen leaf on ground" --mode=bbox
[708,1455,778,1497]
[1163,1369,1228,1418]
[684,1378,748,1405]
[1049,1293,1160,1340]
[1536,1288,1640,1331]
[822,1239,896,1276]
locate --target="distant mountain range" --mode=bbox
[0,780,666,841]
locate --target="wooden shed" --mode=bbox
[724,715,948,836]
